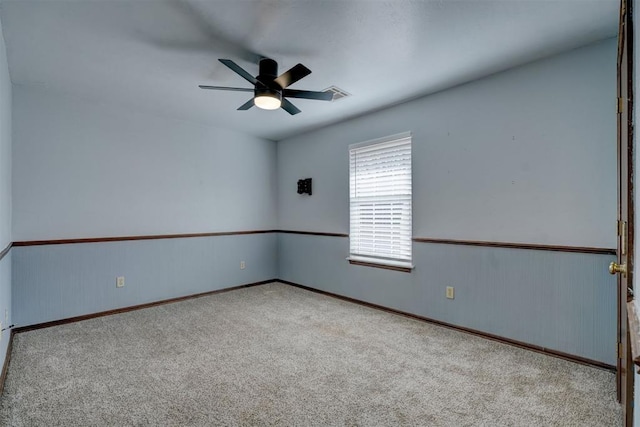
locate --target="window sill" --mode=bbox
[346,257,414,273]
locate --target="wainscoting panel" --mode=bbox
[277,233,617,365]
[12,233,277,327]
[0,249,11,372]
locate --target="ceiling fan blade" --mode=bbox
[237,98,255,110]
[219,59,262,86]
[283,89,334,101]
[281,98,301,115]
[274,64,311,89]
[199,85,254,92]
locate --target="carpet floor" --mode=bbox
[0,282,622,426]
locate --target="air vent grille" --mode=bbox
[323,86,350,101]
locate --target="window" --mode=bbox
[349,132,412,271]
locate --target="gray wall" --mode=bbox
[278,39,616,248]
[0,15,11,371]
[12,234,277,326]
[277,39,618,365]
[279,234,616,365]
[12,86,277,241]
[11,87,278,327]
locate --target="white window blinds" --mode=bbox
[349,133,412,266]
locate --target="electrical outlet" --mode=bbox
[240,261,246,270]
[446,286,455,299]
[116,276,125,288]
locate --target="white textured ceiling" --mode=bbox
[0,0,618,141]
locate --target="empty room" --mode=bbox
[0,0,636,425]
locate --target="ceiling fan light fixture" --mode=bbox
[254,95,281,110]
[254,88,282,110]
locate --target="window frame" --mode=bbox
[347,131,413,272]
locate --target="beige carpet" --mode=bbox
[0,282,621,426]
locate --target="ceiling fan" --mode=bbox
[199,58,334,115]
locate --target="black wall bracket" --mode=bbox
[297,178,312,195]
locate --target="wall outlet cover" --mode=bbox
[116,276,125,288]
[446,286,455,299]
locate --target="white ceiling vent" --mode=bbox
[323,86,350,101]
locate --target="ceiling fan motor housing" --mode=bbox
[258,58,280,89]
